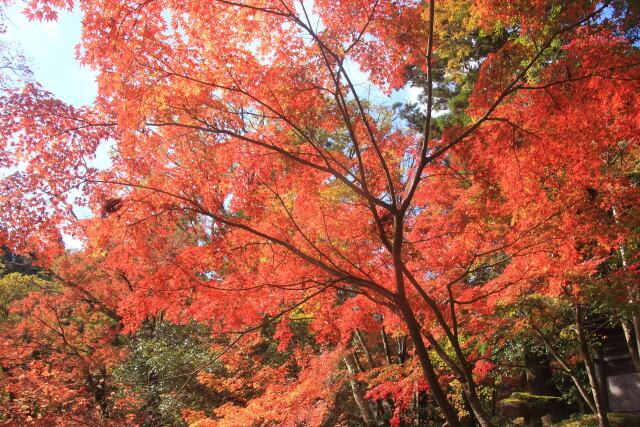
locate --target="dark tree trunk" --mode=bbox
[397,299,461,427]
[575,304,610,427]
[381,327,394,365]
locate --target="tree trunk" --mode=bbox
[622,316,640,375]
[355,329,376,369]
[379,327,398,417]
[531,322,597,414]
[633,315,640,364]
[397,299,461,427]
[381,327,394,365]
[462,380,492,427]
[344,356,376,426]
[613,206,640,374]
[352,351,365,373]
[575,304,610,427]
[397,335,407,363]
[461,394,477,427]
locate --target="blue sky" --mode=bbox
[3,4,96,106]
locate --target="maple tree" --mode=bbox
[1,0,640,426]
